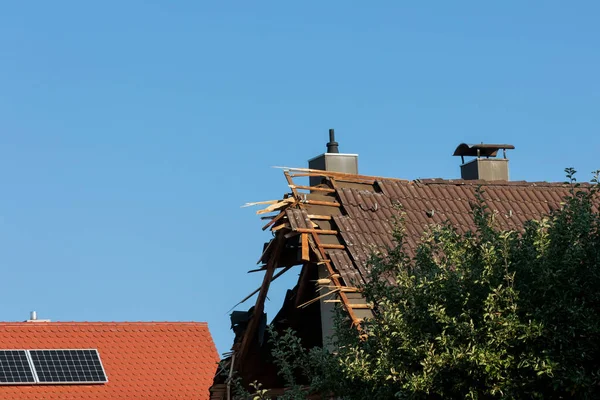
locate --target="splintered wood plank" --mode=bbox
[295,228,338,235]
[284,171,300,200]
[289,173,376,184]
[277,166,404,182]
[348,304,372,309]
[304,200,341,207]
[256,197,295,215]
[242,200,280,208]
[289,185,336,193]
[301,233,309,261]
[272,223,289,232]
[262,209,287,231]
[307,214,333,220]
[320,243,345,249]
[236,236,285,372]
[328,177,340,190]
[232,265,293,306]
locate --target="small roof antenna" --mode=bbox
[326,129,339,153]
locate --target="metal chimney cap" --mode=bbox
[326,129,339,153]
[453,143,515,158]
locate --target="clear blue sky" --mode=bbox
[1,1,599,355]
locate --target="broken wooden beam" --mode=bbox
[256,198,295,215]
[303,200,341,207]
[295,228,338,235]
[320,243,345,250]
[298,288,341,308]
[236,237,285,371]
[272,223,289,232]
[262,209,287,231]
[348,304,372,309]
[289,185,335,193]
[301,233,309,261]
[242,200,279,208]
[230,266,292,309]
[274,166,405,183]
[307,214,333,220]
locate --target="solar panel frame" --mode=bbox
[28,349,108,385]
[0,350,36,385]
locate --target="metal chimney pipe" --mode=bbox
[326,129,339,153]
[308,128,358,186]
[30,311,37,320]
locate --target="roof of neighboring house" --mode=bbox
[0,321,219,400]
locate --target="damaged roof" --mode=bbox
[219,166,599,394]
[252,168,597,325]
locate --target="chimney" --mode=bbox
[453,143,515,181]
[26,311,51,322]
[308,129,358,186]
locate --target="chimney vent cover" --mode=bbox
[453,143,515,181]
[453,143,515,158]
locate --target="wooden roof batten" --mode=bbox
[240,170,364,331]
[283,169,363,326]
[274,166,408,184]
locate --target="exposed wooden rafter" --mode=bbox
[235,235,285,371]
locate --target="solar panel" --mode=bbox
[0,350,36,384]
[29,349,108,384]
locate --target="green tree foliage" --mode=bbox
[240,170,600,399]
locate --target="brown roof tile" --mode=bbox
[303,177,597,290]
[286,209,313,230]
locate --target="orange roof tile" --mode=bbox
[0,322,219,399]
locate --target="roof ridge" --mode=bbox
[276,166,408,182]
[0,321,210,326]
[275,166,594,187]
[386,178,588,187]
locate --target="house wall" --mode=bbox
[318,264,336,349]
